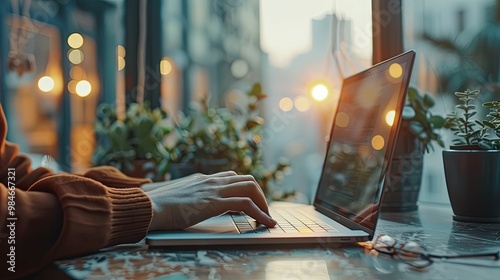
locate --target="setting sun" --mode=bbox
[310,83,329,101]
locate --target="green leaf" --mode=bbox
[409,122,423,135]
[407,87,418,102]
[463,112,477,119]
[429,115,445,128]
[483,120,496,129]
[466,89,480,96]
[478,140,494,150]
[423,93,435,108]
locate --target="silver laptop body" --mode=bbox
[147,51,416,247]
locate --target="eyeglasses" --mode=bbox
[366,234,499,268]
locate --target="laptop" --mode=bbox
[147,50,416,247]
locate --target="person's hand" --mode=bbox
[142,171,277,231]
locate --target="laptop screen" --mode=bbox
[314,51,415,233]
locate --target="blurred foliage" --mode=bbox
[403,86,448,153]
[92,102,172,177]
[161,83,291,196]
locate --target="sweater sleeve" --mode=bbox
[0,105,153,279]
[0,175,152,279]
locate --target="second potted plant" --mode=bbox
[443,89,500,222]
[382,86,447,212]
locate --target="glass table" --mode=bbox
[44,202,499,279]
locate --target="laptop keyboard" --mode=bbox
[230,209,338,234]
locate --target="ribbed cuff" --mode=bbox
[28,174,153,260]
[106,187,152,246]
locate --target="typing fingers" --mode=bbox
[215,197,276,227]
[218,180,270,215]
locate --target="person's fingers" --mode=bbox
[218,180,270,215]
[221,174,266,197]
[201,174,266,198]
[215,197,277,227]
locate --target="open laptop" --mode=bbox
[147,50,416,247]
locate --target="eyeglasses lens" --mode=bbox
[374,235,397,253]
[399,241,432,268]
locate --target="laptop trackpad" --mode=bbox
[184,214,238,234]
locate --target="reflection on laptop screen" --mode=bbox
[315,53,414,231]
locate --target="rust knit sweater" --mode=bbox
[0,104,153,279]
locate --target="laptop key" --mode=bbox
[268,227,285,233]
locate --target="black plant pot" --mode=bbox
[443,149,500,223]
[381,125,424,212]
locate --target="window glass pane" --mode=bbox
[260,0,372,201]
[5,17,63,166]
[403,0,498,204]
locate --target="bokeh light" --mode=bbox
[38,76,55,92]
[75,80,92,97]
[67,33,84,49]
[294,96,311,112]
[279,97,294,112]
[230,59,250,78]
[335,112,349,127]
[117,45,126,57]
[160,58,173,76]
[68,49,84,64]
[68,80,78,94]
[371,135,385,150]
[117,56,126,71]
[389,63,403,79]
[70,66,84,80]
[311,83,329,101]
[385,110,396,126]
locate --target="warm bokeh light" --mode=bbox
[75,80,91,97]
[160,58,172,76]
[389,63,403,79]
[385,110,396,126]
[117,45,126,57]
[70,66,84,80]
[294,96,311,112]
[335,112,349,127]
[68,80,78,94]
[67,33,84,49]
[117,56,126,71]
[38,76,55,92]
[371,135,385,150]
[279,97,294,112]
[311,83,329,101]
[68,49,84,64]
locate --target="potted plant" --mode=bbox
[382,86,448,212]
[442,88,500,222]
[92,102,172,181]
[160,83,290,197]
